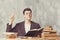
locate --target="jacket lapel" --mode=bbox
[22,21,26,35]
[30,21,33,30]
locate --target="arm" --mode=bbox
[6,23,17,32]
[6,23,12,32]
[6,15,17,32]
[36,24,41,29]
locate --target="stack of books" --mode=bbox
[41,26,57,38]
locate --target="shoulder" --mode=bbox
[16,21,24,25]
[31,21,40,25]
[31,21,41,28]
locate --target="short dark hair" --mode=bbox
[23,8,32,14]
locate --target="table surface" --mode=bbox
[0,37,43,40]
[0,36,60,40]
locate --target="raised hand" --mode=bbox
[9,15,14,25]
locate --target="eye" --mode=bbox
[26,13,28,14]
[25,13,28,15]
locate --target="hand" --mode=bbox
[9,15,14,25]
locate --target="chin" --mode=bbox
[27,19,31,21]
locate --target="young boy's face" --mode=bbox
[24,11,32,21]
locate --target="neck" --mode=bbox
[25,20,31,24]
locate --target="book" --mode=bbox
[25,28,43,37]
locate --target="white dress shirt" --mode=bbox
[25,23,31,33]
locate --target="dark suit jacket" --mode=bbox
[6,21,41,36]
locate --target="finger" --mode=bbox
[10,14,15,19]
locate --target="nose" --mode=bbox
[28,13,31,16]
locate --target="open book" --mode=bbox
[25,27,43,37]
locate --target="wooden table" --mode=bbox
[0,36,60,40]
[0,37,43,40]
